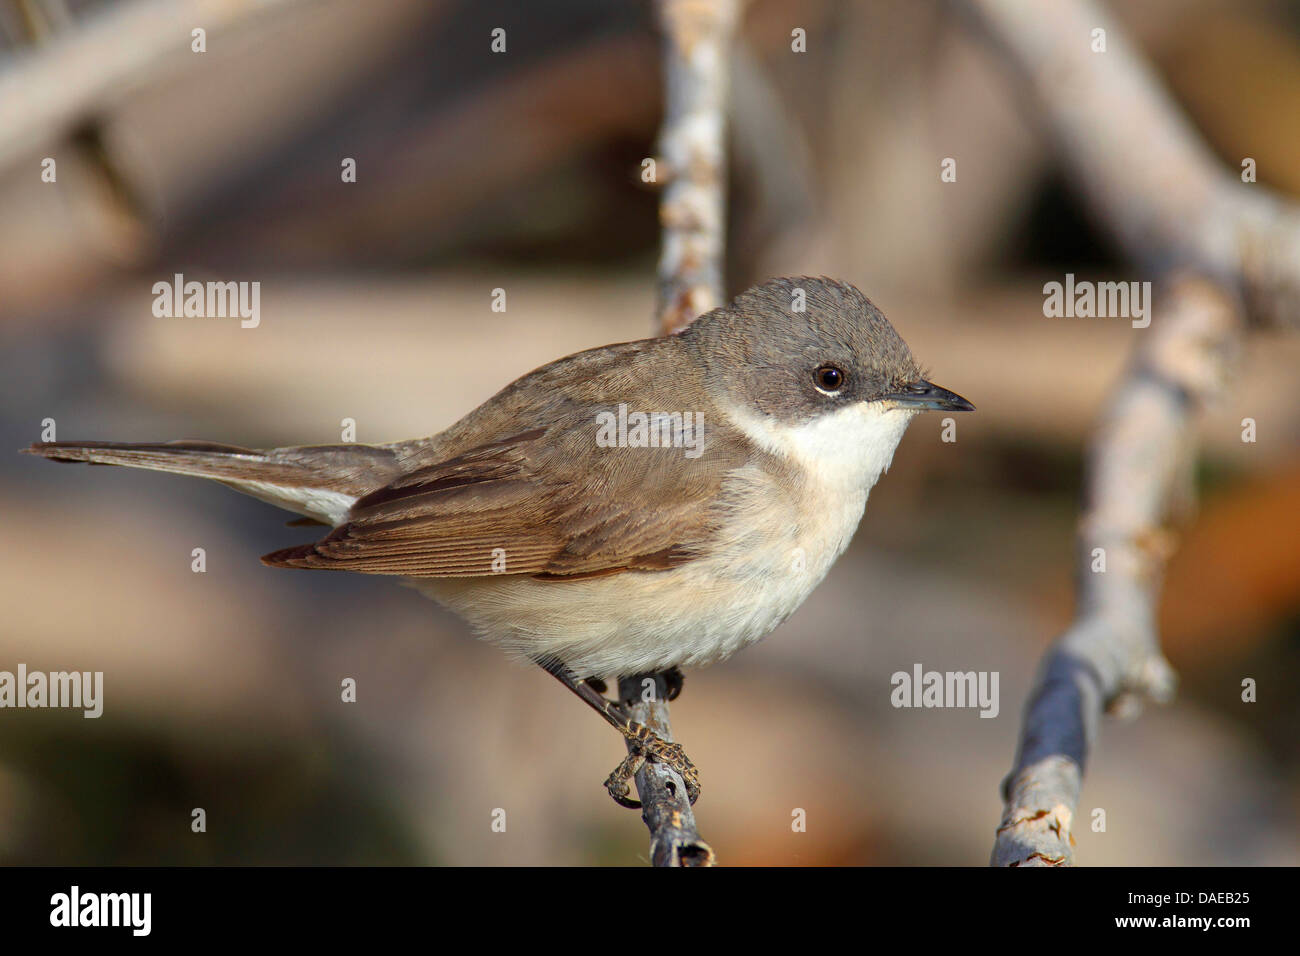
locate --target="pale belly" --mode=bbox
[412,475,870,678]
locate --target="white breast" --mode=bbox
[415,400,919,678]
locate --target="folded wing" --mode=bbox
[262,423,743,579]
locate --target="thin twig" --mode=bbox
[618,0,741,867]
[618,675,715,867]
[653,0,740,335]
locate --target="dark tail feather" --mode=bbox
[25,440,271,478]
[25,439,395,487]
[23,439,403,522]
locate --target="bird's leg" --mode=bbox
[535,658,699,808]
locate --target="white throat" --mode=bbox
[726,400,917,495]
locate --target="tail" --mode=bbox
[23,439,402,526]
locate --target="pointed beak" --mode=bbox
[885,380,975,412]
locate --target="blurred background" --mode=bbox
[0,0,1297,865]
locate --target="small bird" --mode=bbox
[25,277,972,806]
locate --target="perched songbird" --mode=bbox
[25,277,973,806]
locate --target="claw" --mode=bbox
[602,730,701,808]
[604,753,646,808]
[663,666,685,702]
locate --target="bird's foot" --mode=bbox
[603,721,700,809]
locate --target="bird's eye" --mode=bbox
[814,365,845,393]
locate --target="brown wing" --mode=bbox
[262,424,745,579]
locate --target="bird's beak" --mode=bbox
[885,380,975,412]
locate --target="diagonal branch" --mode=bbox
[961,0,1283,865]
[964,0,1300,330]
[993,275,1238,865]
[0,0,319,174]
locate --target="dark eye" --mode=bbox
[814,365,845,393]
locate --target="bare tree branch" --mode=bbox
[993,275,1239,865]
[964,0,1300,330]
[961,0,1285,865]
[610,0,744,867]
[0,0,319,173]
[653,0,740,335]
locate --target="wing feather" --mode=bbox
[263,423,744,579]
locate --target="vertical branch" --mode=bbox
[618,675,715,867]
[620,0,739,867]
[654,0,740,334]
